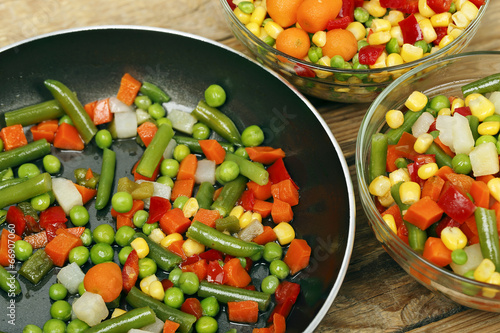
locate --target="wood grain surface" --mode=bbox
[2,0,500,331]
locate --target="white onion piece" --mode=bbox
[138,317,164,333]
[162,139,177,160]
[436,115,454,149]
[57,262,85,294]
[450,244,483,276]
[195,159,216,185]
[488,91,500,115]
[411,112,434,138]
[452,113,475,155]
[167,109,197,135]
[470,141,499,177]
[109,96,135,113]
[72,292,108,326]
[52,178,83,215]
[114,112,138,139]
[136,109,152,125]
[164,101,193,114]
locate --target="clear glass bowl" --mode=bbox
[219,0,489,103]
[356,51,500,311]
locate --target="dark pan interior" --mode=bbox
[0,27,354,332]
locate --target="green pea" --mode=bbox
[261,35,275,46]
[133,210,149,228]
[169,267,183,286]
[31,193,51,211]
[164,286,184,308]
[50,300,72,321]
[161,158,180,178]
[204,84,226,108]
[14,240,33,261]
[263,242,283,262]
[357,39,369,51]
[200,296,220,317]
[115,226,135,247]
[449,2,456,13]
[414,40,430,54]
[49,283,68,301]
[90,242,114,264]
[95,129,113,149]
[354,6,369,23]
[59,115,73,126]
[70,205,90,227]
[112,191,134,214]
[192,123,211,140]
[241,125,265,147]
[429,94,451,112]
[335,62,352,81]
[476,135,497,146]
[173,144,190,162]
[179,272,199,295]
[238,1,255,14]
[195,316,218,333]
[18,163,40,179]
[148,103,166,120]
[157,175,174,187]
[250,250,262,261]
[80,228,92,247]
[43,319,66,333]
[66,319,90,333]
[365,15,374,28]
[119,246,133,265]
[134,95,153,110]
[353,62,369,80]
[270,259,290,279]
[386,38,401,54]
[142,222,159,236]
[93,224,115,245]
[395,157,408,169]
[216,161,240,183]
[173,196,189,210]
[156,117,173,128]
[69,246,90,266]
[139,257,158,279]
[451,153,472,174]
[234,147,249,159]
[451,248,468,265]
[78,282,86,296]
[485,115,500,122]
[23,324,42,333]
[43,155,61,174]
[307,46,321,63]
[261,275,280,294]
[330,55,345,69]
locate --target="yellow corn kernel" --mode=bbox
[378,191,395,207]
[369,175,391,197]
[451,98,465,113]
[413,13,426,22]
[469,94,496,121]
[314,56,333,78]
[386,110,404,129]
[474,258,496,283]
[465,92,481,106]
[140,274,158,294]
[273,222,295,245]
[251,212,262,223]
[239,210,253,228]
[438,35,454,49]
[370,51,387,69]
[253,0,261,6]
[419,19,438,44]
[438,108,452,116]
[250,6,266,26]
[478,122,500,136]
[311,30,327,47]
[414,133,434,154]
[487,178,500,202]
[149,227,166,244]
[386,53,404,67]
[452,11,470,28]
[363,0,387,17]
[230,205,244,219]
[399,181,421,205]
[111,308,127,318]
[182,238,205,257]
[389,168,410,185]
[368,31,392,45]
[384,10,404,26]
[246,22,261,36]
[454,0,468,10]
[182,197,199,218]
[148,280,165,301]
[234,8,251,25]
[160,232,183,249]
[483,272,500,298]
[449,28,463,39]
[417,162,438,180]
[418,0,436,17]
[430,12,452,27]
[461,1,479,21]
[405,91,428,112]
[430,45,441,54]
[346,22,366,41]
[382,214,398,234]
[371,19,392,32]
[131,237,149,259]
[390,26,404,46]
[400,44,424,63]
[264,21,283,40]
[441,227,467,251]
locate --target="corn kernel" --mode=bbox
[413,13,426,22]
[182,197,199,218]
[346,22,366,41]
[399,181,421,205]
[405,91,428,112]
[438,34,454,49]
[149,228,166,244]
[246,22,261,36]
[449,28,463,39]
[438,108,452,116]
[368,31,392,45]
[419,19,438,44]
[363,0,387,17]
[430,12,452,27]
[401,44,424,63]
[430,45,440,54]
[369,175,391,197]
[372,19,392,32]
[149,280,165,301]
[140,274,158,294]
[264,21,283,40]
[182,238,205,257]
[461,1,479,21]
[370,52,388,69]
[251,212,262,223]
[441,227,467,251]
[414,133,434,154]
[418,0,435,17]
[451,98,465,113]
[314,56,333,78]
[465,93,482,106]
[378,191,395,207]
[417,162,438,180]
[111,308,127,318]
[389,168,410,185]
[160,232,183,248]
[469,94,496,121]
[274,222,295,245]
[311,30,327,47]
[250,6,266,26]
[452,11,470,28]
[384,10,404,26]
[474,258,496,282]
[239,210,253,228]
[386,53,404,67]
[483,272,500,298]
[234,8,251,25]
[230,206,244,219]
[390,26,404,46]
[478,122,500,136]
[487,178,500,202]
[386,110,404,129]
[454,0,468,10]
[131,237,149,259]
[382,214,397,234]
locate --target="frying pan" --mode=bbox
[0,26,355,332]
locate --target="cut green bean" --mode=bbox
[0,177,27,192]
[132,233,182,271]
[462,73,500,97]
[192,100,242,146]
[210,175,247,216]
[466,115,480,142]
[19,249,54,284]
[4,100,64,127]
[196,182,215,210]
[173,135,234,153]
[95,148,116,210]
[84,306,156,333]
[369,133,388,183]
[0,139,51,171]
[140,82,171,104]
[224,152,268,186]
[136,124,175,178]
[386,110,424,145]
[475,207,500,272]
[44,79,97,143]
[0,266,21,295]
[198,281,271,311]
[0,173,52,209]
[424,142,453,168]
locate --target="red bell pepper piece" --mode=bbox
[468,0,485,8]
[397,223,410,245]
[46,222,67,243]
[24,215,41,235]
[433,27,448,45]
[379,0,405,8]
[181,254,201,267]
[181,298,203,319]
[428,120,437,133]
[398,0,419,13]
[398,14,423,45]
[206,260,225,284]
[435,216,461,237]
[426,0,452,13]
[6,206,26,236]
[454,107,472,117]
[358,45,385,65]
[161,279,174,291]
[146,196,172,224]
[408,155,436,186]
[437,183,476,223]
[199,249,224,262]
[39,206,67,229]
[293,64,316,78]
[122,249,139,293]
[237,189,255,211]
[269,281,301,321]
[267,158,299,189]
[181,258,208,282]
[338,0,355,20]
[326,16,352,30]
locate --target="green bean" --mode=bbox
[386,110,424,145]
[474,207,500,271]
[173,135,234,153]
[19,249,54,284]
[192,100,242,146]
[224,152,268,186]
[0,173,51,209]
[136,124,175,178]
[4,100,64,127]
[0,139,51,171]
[132,233,182,271]
[186,221,263,257]
[0,266,21,295]
[139,82,171,104]
[462,73,500,97]
[466,115,480,142]
[210,175,247,216]
[424,142,453,168]
[0,177,27,191]
[196,182,215,209]
[95,148,116,210]
[197,281,270,311]
[44,79,97,143]
[369,133,388,183]
[0,167,13,181]
[84,307,156,333]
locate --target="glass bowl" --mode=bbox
[357,51,500,311]
[219,0,489,103]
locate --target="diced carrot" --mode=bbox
[470,180,490,208]
[171,179,195,201]
[421,176,445,202]
[73,183,97,205]
[252,226,277,245]
[177,154,198,180]
[245,147,286,165]
[44,229,83,267]
[271,199,293,223]
[137,122,158,147]
[396,131,417,148]
[24,230,48,249]
[227,300,259,323]
[93,98,113,126]
[59,227,86,238]
[160,208,192,234]
[283,239,311,275]
[111,200,145,219]
[422,237,452,267]
[253,328,273,333]
[460,215,478,241]
[168,240,187,260]
[37,119,59,133]
[247,180,272,200]
[381,204,403,228]
[385,145,400,173]
[273,313,286,333]
[192,209,221,228]
[213,187,223,201]
[434,137,455,158]
[117,73,142,106]
[271,179,299,206]
[30,125,55,143]
[199,140,226,164]
[85,168,94,180]
[53,123,84,151]
[252,199,273,218]
[117,215,134,229]
[84,100,97,120]
[223,258,251,288]
[132,160,161,181]
[181,259,208,281]
[403,197,444,230]
[84,262,123,303]
[446,173,474,193]
[435,165,454,181]
[0,229,21,266]
[477,175,495,184]
[0,124,28,151]
[163,319,181,333]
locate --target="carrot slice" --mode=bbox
[252,226,277,245]
[403,196,444,230]
[53,123,85,151]
[252,199,273,218]
[470,180,490,208]
[160,208,192,234]
[421,176,445,202]
[24,230,48,249]
[168,240,187,260]
[0,229,21,266]
[111,200,145,219]
[177,154,198,180]
[199,140,226,164]
[446,173,474,194]
[0,124,28,151]
[171,179,195,201]
[84,262,123,302]
[85,168,94,180]
[163,319,181,333]
[44,229,83,267]
[283,239,311,275]
[271,179,299,206]
[117,215,134,229]
[84,100,97,120]
[223,258,251,288]
[422,237,452,267]
[435,165,454,181]
[247,180,272,200]
[227,300,259,323]
[117,73,142,106]
[271,199,293,223]
[137,122,158,147]
[245,146,286,164]
[93,98,113,125]
[192,209,221,228]
[132,160,161,182]
[31,126,55,143]
[73,183,97,205]
[434,137,455,158]
[37,119,59,133]
[273,313,286,333]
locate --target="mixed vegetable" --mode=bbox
[369,72,500,295]
[0,73,312,332]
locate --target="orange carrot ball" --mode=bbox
[322,29,359,61]
[275,27,311,59]
[296,0,342,33]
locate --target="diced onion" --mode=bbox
[138,316,164,333]
[109,96,135,113]
[489,92,500,115]
[452,113,474,155]
[57,262,85,294]
[470,141,499,177]
[238,220,264,242]
[72,292,109,326]
[412,112,434,138]
[136,109,152,125]
[450,243,483,276]
[194,159,216,185]
[114,112,138,138]
[52,178,83,215]
[167,109,197,135]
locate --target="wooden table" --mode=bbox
[2,1,500,331]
